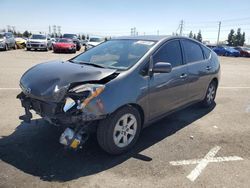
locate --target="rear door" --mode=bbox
[181,39,212,102]
[148,39,189,119]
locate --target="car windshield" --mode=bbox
[63,34,77,39]
[72,39,156,70]
[89,37,103,42]
[59,39,71,43]
[30,35,46,39]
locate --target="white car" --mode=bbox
[26,34,52,51]
[87,36,105,49]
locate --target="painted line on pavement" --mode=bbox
[169,146,243,182]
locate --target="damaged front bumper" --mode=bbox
[16,92,107,126]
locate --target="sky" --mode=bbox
[1,0,250,43]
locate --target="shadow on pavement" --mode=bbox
[0,103,215,182]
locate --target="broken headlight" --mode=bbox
[63,84,105,112]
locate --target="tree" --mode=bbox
[234,28,242,46]
[196,30,202,42]
[189,31,193,38]
[23,30,30,38]
[81,35,86,40]
[240,32,245,46]
[193,34,197,40]
[227,29,235,46]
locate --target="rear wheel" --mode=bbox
[202,81,217,107]
[97,106,141,155]
[26,48,31,51]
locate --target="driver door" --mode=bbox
[148,39,189,120]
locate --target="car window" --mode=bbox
[182,40,204,63]
[153,40,183,68]
[201,46,211,59]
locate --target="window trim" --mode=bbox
[152,39,184,68]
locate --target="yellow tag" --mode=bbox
[70,139,80,149]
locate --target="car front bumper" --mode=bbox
[26,43,47,49]
[17,92,107,126]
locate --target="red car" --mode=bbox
[53,38,76,53]
[234,47,250,57]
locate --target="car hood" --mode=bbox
[88,42,101,46]
[20,60,117,102]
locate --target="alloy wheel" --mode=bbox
[113,113,137,148]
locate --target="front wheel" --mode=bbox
[201,81,217,107]
[97,106,141,155]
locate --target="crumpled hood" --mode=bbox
[20,60,116,102]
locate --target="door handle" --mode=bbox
[180,73,187,79]
[206,66,211,71]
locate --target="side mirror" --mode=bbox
[153,62,172,73]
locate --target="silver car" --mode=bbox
[26,34,52,51]
[0,32,16,51]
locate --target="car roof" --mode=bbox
[114,35,171,41]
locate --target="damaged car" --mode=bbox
[17,36,220,154]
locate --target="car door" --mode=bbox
[181,39,212,102]
[148,39,189,119]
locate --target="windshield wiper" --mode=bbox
[69,60,106,68]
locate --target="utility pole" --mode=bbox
[52,25,56,37]
[217,21,221,45]
[49,25,51,35]
[57,26,61,36]
[131,27,136,36]
[179,20,184,36]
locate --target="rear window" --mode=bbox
[182,40,204,63]
[201,46,211,59]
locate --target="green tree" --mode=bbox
[189,31,193,38]
[193,34,197,40]
[196,30,202,42]
[23,30,30,38]
[240,32,245,46]
[227,29,235,46]
[81,35,86,40]
[234,28,242,46]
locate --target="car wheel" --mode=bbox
[202,81,217,107]
[77,45,81,51]
[97,106,141,155]
[26,48,31,51]
[4,44,8,51]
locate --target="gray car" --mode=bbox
[0,32,16,51]
[17,36,220,154]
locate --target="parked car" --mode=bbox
[234,46,250,57]
[26,34,52,51]
[0,32,16,51]
[17,36,220,154]
[15,37,27,49]
[62,33,81,51]
[213,46,240,57]
[86,36,105,50]
[53,38,76,53]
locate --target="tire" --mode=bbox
[201,81,217,108]
[97,106,141,155]
[26,48,31,51]
[13,43,17,50]
[76,45,81,51]
[4,44,8,51]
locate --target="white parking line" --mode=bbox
[169,146,243,182]
[0,88,20,90]
[219,86,250,89]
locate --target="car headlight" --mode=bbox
[63,97,76,112]
[64,84,105,111]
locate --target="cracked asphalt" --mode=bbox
[0,49,249,188]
